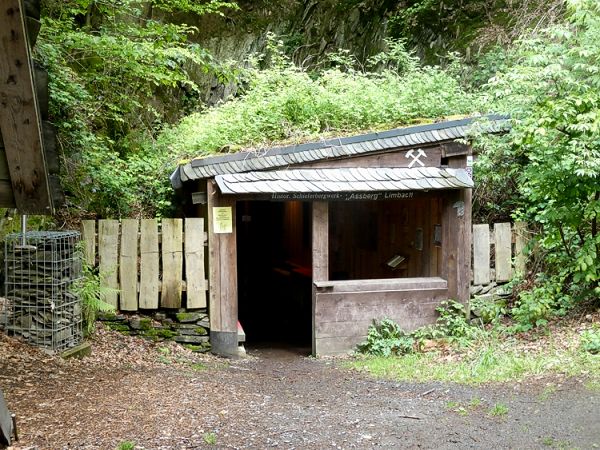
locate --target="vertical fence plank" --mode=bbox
[139,219,160,309]
[81,220,96,267]
[98,220,120,308]
[514,221,527,277]
[119,219,139,311]
[185,218,207,309]
[473,224,490,285]
[161,218,183,308]
[494,222,512,282]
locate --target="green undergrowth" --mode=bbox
[350,301,600,385]
[158,38,479,160]
[350,340,600,385]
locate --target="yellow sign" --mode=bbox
[213,207,233,234]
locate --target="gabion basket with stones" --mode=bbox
[2,231,83,351]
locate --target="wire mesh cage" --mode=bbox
[2,231,83,351]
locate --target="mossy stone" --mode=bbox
[106,323,130,332]
[175,312,203,323]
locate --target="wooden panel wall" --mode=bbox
[82,218,207,311]
[329,196,442,281]
[314,278,448,355]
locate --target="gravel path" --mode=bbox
[1,331,599,449]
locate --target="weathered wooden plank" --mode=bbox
[299,146,442,169]
[0,0,52,213]
[473,224,490,285]
[312,202,329,282]
[514,221,527,277]
[315,289,448,323]
[494,222,512,282]
[81,220,96,267]
[315,335,366,355]
[139,219,159,309]
[314,277,447,292]
[185,218,207,309]
[119,219,138,311]
[161,218,183,308]
[98,220,119,308]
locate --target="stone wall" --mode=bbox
[99,310,211,352]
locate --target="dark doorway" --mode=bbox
[237,201,312,348]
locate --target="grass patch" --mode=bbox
[488,403,509,417]
[203,432,217,445]
[116,442,135,450]
[347,338,600,385]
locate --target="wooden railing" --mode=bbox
[81,218,207,311]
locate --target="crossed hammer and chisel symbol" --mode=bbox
[405,149,426,168]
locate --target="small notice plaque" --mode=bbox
[213,207,233,233]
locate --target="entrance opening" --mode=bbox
[237,201,312,349]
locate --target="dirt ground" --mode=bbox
[1,327,599,450]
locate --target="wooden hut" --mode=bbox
[170,116,507,356]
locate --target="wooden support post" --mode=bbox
[443,157,472,308]
[0,0,52,213]
[312,201,329,356]
[207,179,238,357]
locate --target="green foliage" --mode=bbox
[357,318,415,357]
[488,403,509,417]
[433,300,480,344]
[158,37,478,159]
[73,264,118,335]
[471,296,507,324]
[510,275,572,331]
[580,328,600,354]
[115,441,135,450]
[476,0,600,320]
[37,0,237,217]
[203,432,217,445]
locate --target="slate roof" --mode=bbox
[170,115,508,188]
[215,167,473,195]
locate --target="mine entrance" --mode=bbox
[237,200,312,349]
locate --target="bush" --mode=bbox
[357,318,415,357]
[581,329,600,355]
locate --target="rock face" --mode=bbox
[174,0,395,105]
[99,310,211,352]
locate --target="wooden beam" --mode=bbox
[0,1,52,213]
[207,179,238,333]
[312,201,328,355]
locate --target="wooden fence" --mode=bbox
[472,221,527,285]
[81,218,207,311]
[82,218,525,311]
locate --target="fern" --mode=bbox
[72,264,118,335]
